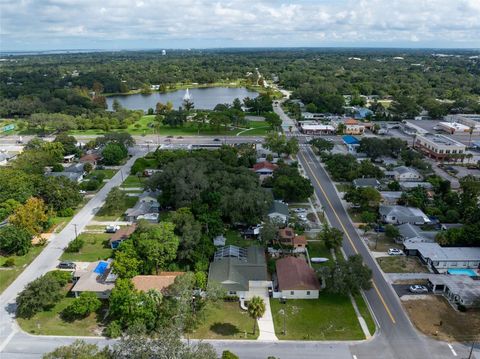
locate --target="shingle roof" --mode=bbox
[253,161,278,172]
[132,272,184,293]
[109,224,137,244]
[269,201,289,216]
[353,178,380,187]
[276,257,320,291]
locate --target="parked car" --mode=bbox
[409,285,428,294]
[177,136,183,139]
[166,135,174,138]
[388,248,403,256]
[213,138,221,142]
[293,208,307,213]
[58,261,76,270]
[105,225,120,233]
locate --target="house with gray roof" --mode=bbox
[397,223,437,244]
[46,171,84,183]
[379,191,403,205]
[379,205,430,225]
[353,178,381,189]
[399,182,433,191]
[403,241,480,274]
[428,275,480,308]
[208,245,270,300]
[268,201,289,224]
[385,166,423,182]
[125,191,160,222]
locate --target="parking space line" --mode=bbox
[448,344,457,356]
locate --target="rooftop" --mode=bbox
[132,272,184,293]
[109,224,137,244]
[353,178,380,187]
[380,205,430,222]
[417,133,465,148]
[269,201,289,216]
[72,260,116,294]
[276,256,320,291]
[404,242,480,262]
[253,161,278,172]
[428,275,480,304]
[278,227,295,239]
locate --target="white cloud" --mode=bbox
[0,0,479,50]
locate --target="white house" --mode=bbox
[379,205,430,225]
[385,166,423,182]
[275,256,320,299]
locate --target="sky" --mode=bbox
[1,0,480,51]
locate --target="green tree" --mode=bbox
[0,199,21,222]
[317,225,343,251]
[222,350,240,359]
[103,187,127,215]
[62,292,101,320]
[38,176,82,212]
[53,133,79,156]
[264,112,282,130]
[9,197,50,236]
[385,224,401,241]
[247,296,265,335]
[309,138,334,153]
[344,187,381,211]
[271,165,313,202]
[0,169,37,204]
[113,241,142,278]
[102,143,128,165]
[0,225,32,256]
[43,340,110,359]
[264,132,287,156]
[284,138,299,156]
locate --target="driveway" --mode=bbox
[256,293,278,341]
[392,285,430,297]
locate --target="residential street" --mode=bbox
[0,153,143,353]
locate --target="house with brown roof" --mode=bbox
[275,256,320,299]
[277,228,307,251]
[109,224,137,249]
[79,153,102,166]
[252,161,278,176]
[132,272,184,294]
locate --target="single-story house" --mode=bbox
[208,245,270,300]
[268,201,289,224]
[344,106,374,120]
[385,166,423,182]
[428,275,480,308]
[275,256,320,299]
[379,191,403,205]
[125,191,160,222]
[379,205,430,225]
[399,182,433,191]
[79,153,102,167]
[46,171,84,183]
[397,223,436,244]
[109,224,137,249]
[132,272,184,294]
[71,260,117,299]
[342,135,360,153]
[253,161,278,176]
[403,241,480,274]
[353,178,381,189]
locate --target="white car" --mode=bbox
[293,208,307,213]
[388,248,403,256]
[409,285,428,294]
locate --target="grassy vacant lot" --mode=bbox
[353,293,376,335]
[403,295,480,342]
[0,245,45,293]
[122,175,146,189]
[224,230,258,248]
[94,196,138,221]
[17,289,104,336]
[86,169,117,180]
[60,233,112,262]
[377,256,428,273]
[335,183,352,193]
[190,301,258,340]
[365,233,402,252]
[271,294,364,340]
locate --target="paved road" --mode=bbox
[0,152,143,353]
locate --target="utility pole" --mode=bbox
[467,340,476,359]
[73,224,78,240]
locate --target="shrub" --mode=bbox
[222,351,239,359]
[83,162,93,173]
[80,180,101,191]
[65,237,84,253]
[104,320,122,338]
[0,225,32,256]
[57,208,74,217]
[3,258,15,267]
[52,163,64,172]
[457,304,467,312]
[62,292,101,320]
[45,270,72,286]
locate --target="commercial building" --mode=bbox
[342,135,360,153]
[299,121,335,135]
[437,122,473,134]
[343,118,365,135]
[413,133,466,161]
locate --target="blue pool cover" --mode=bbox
[94,261,109,274]
[447,268,477,277]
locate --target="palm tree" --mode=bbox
[247,296,266,335]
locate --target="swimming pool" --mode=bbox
[94,261,109,275]
[447,268,477,276]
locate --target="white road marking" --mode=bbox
[353,355,358,359]
[448,344,457,356]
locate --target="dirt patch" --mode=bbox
[377,256,429,273]
[393,279,428,285]
[403,295,480,342]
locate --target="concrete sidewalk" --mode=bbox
[257,295,278,341]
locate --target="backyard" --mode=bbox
[270,294,365,340]
[17,288,105,336]
[224,230,258,248]
[307,240,333,270]
[60,233,112,262]
[190,301,258,340]
[377,256,429,273]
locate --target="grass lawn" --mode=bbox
[86,169,117,180]
[121,175,146,189]
[17,289,104,336]
[0,245,45,293]
[377,256,429,273]
[271,294,364,340]
[365,233,402,252]
[60,233,112,262]
[307,241,333,270]
[190,301,258,340]
[237,121,271,136]
[353,293,376,335]
[94,196,138,221]
[347,209,364,223]
[335,183,352,193]
[225,230,258,248]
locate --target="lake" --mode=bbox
[106,87,259,111]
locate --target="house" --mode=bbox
[396,223,437,244]
[71,260,117,299]
[46,171,84,183]
[132,272,184,294]
[428,275,480,308]
[404,241,480,274]
[277,228,307,251]
[399,182,434,191]
[345,106,374,120]
[379,205,430,225]
[343,118,365,135]
[253,161,278,176]
[379,191,403,205]
[385,166,423,182]
[125,191,160,222]
[275,256,320,299]
[342,135,360,153]
[413,133,466,161]
[268,201,289,224]
[109,224,137,249]
[208,245,270,299]
[353,178,381,189]
[79,153,102,167]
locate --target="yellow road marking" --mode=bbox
[299,149,396,324]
